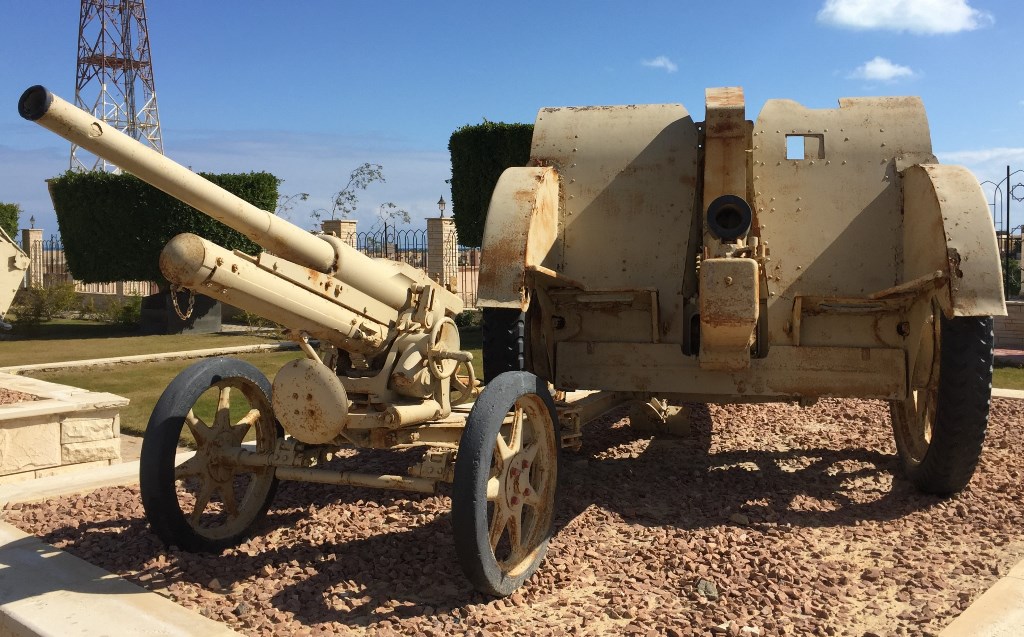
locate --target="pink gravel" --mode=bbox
[0,388,37,405]
[3,397,1023,636]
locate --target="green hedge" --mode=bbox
[0,202,19,238]
[48,170,279,283]
[448,121,533,247]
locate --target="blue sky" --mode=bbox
[2,0,1022,237]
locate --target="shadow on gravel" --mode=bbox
[24,402,944,631]
[553,402,938,536]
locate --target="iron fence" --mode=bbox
[355,226,427,270]
[23,225,480,308]
[23,234,153,296]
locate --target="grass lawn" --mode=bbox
[26,351,305,438]
[2,320,282,366]
[20,326,483,441]
[993,366,1024,391]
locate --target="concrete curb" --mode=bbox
[0,342,299,375]
[992,387,1024,400]
[0,452,224,637]
[939,561,1024,636]
[0,521,240,636]
[0,453,193,508]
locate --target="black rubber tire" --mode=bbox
[891,315,994,495]
[140,357,280,552]
[452,371,560,596]
[482,307,526,383]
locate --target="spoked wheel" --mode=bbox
[890,307,994,495]
[140,357,281,552]
[452,371,560,596]
[450,359,479,406]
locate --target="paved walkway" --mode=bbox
[0,341,299,375]
[995,347,1024,366]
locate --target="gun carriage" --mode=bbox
[20,84,1005,597]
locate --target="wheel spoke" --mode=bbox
[489,506,509,550]
[522,487,542,508]
[508,408,524,454]
[189,478,216,525]
[237,408,260,428]
[229,409,260,445]
[506,509,523,554]
[213,386,232,431]
[521,440,541,466]
[175,454,204,479]
[486,476,501,501]
[919,394,928,426]
[219,479,239,517]
[185,410,207,444]
[495,434,514,464]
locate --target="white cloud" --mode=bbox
[939,147,1024,167]
[642,56,678,73]
[848,56,916,82]
[818,0,994,34]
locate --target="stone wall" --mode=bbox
[0,374,126,485]
[994,300,1024,350]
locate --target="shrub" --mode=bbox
[0,202,19,238]
[48,170,279,283]
[239,310,284,339]
[98,296,142,328]
[448,121,533,247]
[9,283,79,329]
[454,309,481,329]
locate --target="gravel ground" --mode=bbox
[0,388,37,404]
[3,397,1023,636]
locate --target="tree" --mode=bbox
[311,163,407,228]
[0,202,20,238]
[370,202,411,232]
[275,190,309,224]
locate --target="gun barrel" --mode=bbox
[18,85,336,273]
[162,232,392,353]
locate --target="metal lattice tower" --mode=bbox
[72,0,163,171]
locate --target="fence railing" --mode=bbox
[24,224,483,309]
[355,227,427,270]
[351,225,480,309]
[23,235,155,298]
[454,244,481,309]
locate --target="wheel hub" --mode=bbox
[503,454,533,509]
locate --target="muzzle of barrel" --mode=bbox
[706,194,753,242]
[18,85,53,121]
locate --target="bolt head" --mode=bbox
[510,496,519,505]
[522,459,529,469]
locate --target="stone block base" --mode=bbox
[0,373,127,483]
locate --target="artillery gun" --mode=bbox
[20,84,616,598]
[20,84,1007,599]
[17,86,489,549]
[468,87,1005,591]
[0,227,30,330]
